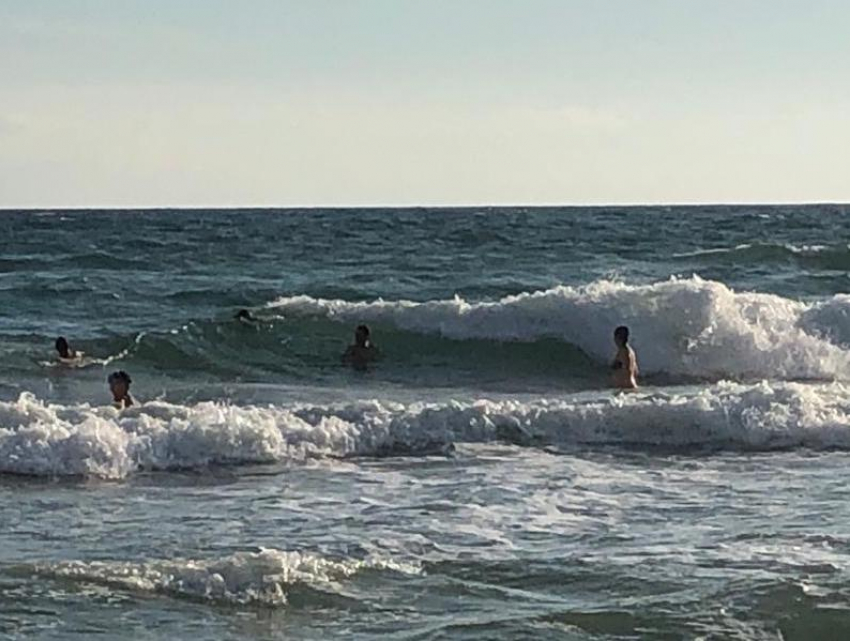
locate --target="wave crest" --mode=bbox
[269,277,850,381]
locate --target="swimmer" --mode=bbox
[107,370,134,409]
[342,324,379,370]
[55,336,82,362]
[611,325,638,389]
[235,309,257,323]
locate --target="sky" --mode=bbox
[1,0,849,208]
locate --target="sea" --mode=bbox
[1,205,850,640]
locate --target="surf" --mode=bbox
[23,547,420,606]
[3,380,850,478]
[268,276,850,381]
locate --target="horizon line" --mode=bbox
[1,199,849,212]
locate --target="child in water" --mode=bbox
[108,370,134,408]
[611,325,638,389]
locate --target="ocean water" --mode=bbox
[1,205,850,639]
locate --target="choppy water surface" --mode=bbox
[1,206,850,639]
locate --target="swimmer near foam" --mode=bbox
[235,309,258,323]
[342,324,379,370]
[108,370,134,409]
[55,336,82,363]
[611,325,639,389]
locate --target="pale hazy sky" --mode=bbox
[1,0,848,207]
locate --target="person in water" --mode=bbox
[611,325,638,389]
[342,324,379,370]
[55,336,81,362]
[235,309,257,323]
[108,370,134,408]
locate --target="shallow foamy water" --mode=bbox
[3,446,850,639]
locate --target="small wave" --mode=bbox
[674,242,850,271]
[0,257,39,273]
[0,252,149,273]
[268,277,850,381]
[29,548,419,606]
[2,381,850,477]
[60,251,150,270]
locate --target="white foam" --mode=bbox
[36,548,419,605]
[673,242,839,259]
[672,243,756,258]
[269,276,850,380]
[3,381,850,477]
[800,295,850,348]
[294,380,850,452]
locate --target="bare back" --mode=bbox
[612,345,638,389]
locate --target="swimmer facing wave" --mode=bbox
[611,325,639,389]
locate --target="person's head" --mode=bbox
[354,324,371,347]
[108,370,132,401]
[235,309,253,321]
[614,325,630,347]
[55,336,71,358]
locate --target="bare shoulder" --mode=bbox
[628,346,639,374]
[618,346,636,368]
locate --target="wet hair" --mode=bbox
[108,370,132,386]
[235,309,254,321]
[354,324,371,347]
[55,336,69,355]
[614,326,630,343]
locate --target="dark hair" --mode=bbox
[614,325,630,342]
[108,370,132,386]
[235,309,253,320]
[55,336,69,352]
[356,324,370,337]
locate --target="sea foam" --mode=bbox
[3,380,850,478]
[269,276,850,380]
[33,548,419,605]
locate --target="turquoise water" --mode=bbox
[2,206,850,638]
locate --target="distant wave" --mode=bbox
[673,242,850,270]
[26,548,419,606]
[268,277,850,381]
[3,381,850,477]
[0,252,152,272]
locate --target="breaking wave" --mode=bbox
[29,548,419,606]
[269,276,850,381]
[3,380,850,477]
